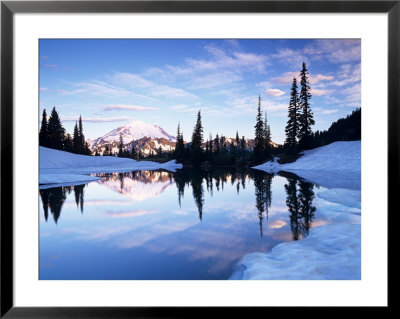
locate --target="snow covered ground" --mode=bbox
[231,185,361,280]
[232,141,361,280]
[254,141,361,189]
[39,146,182,185]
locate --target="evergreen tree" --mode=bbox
[263,111,272,160]
[47,106,65,150]
[298,62,315,150]
[39,109,49,147]
[73,121,80,153]
[118,133,124,157]
[236,130,240,146]
[254,95,265,163]
[64,133,73,152]
[191,111,204,164]
[175,123,185,162]
[214,134,220,153]
[78,115,85,153]
[285,77,300,152]
[131,146,137,159]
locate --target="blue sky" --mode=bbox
[39,39,361,144]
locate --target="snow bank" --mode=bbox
[231,187,361,280]
[233,223,360,280]
[40,146,182,185]
[234,141,362,280]
[318,188,361,209]
[253,141,361,189]
[254,141,361,173]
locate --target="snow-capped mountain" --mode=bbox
[92,120,176,146]
[90,120,177,155]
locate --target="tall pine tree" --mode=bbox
[47,106,65,150]
[254,95,265,163]
[190,111,204,164]
[298,62,315,150]
[118,133,124,157]
[73,121,80,153]
[285,77,300,152]
[263,111,272,160]
[175,122,185,162]
[39,109,49,147]
[78,115,84,152]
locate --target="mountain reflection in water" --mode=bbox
[39,169,319,280]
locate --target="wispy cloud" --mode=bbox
[311,88,334,96]
[112,72,197,99]
[170,104,188,110]
[62,116,132,123]
[331,63,361,87]
[266,89,285,97]
[45,63,58,69]
[304,39,361,63]
[59,80,152,100]
[102,104,159,111]
[271,72,334,85]
[167,44,269,76]
[187,72,242,90]
[314,107,339,115]
[271,48,309,67]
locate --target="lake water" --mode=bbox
[39,168,332,280]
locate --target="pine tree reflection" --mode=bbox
[73,184,85,213]
[39,186,67,224]
[251,171,273,237]
[191,172,204,221]
[40,184,86,224]
[284,176,316,240]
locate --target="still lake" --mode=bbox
[39,168,328,280]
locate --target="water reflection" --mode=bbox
[283,173,316,240]
[40,185,84,223]
[96,170,174,201]
[39,169,316,240]
[39,168,326,279]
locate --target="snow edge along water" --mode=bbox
[39,146,183,186]
[231,141,361,280]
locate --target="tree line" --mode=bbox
[283,62,360,155]
[39,106,91,155]
[309,108,361,148]
[173,95,273,167]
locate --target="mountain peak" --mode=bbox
[93,120,176,147]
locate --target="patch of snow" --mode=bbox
[235,141,362,280]
[232,223,360,280]
[284,170,361,190]
[40,146,182,185]
[318,188,361,209]
[254,141,361,173]
[253,141,361,190]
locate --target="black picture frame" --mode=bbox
[1,0,396,317]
